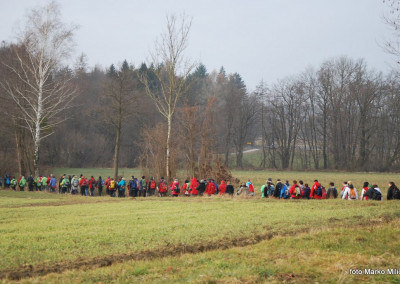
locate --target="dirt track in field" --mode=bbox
[0,215,393,281]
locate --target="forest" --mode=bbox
[1,1,400,178]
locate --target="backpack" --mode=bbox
[294,186,301,197]
[350,188,356,199]
[110,180,115,189]
[393,187,400,200]
[371,189,382,201]
[159,182,167,192]
[65,179,70,186]
[268,185,275,197]
[149,180,156,189]
[72,179,79,187]
[82,179,88,187]
[284,187,289,196]
[332,187,338,198]
[316,186,322,196]
[174,184,180,193]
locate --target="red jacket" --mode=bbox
[79,177,88,187]
[362,186,369,200]
[219,181,227,195]
[289,184,300,199]
[205,182,216,195]
[149,179,157,190]
[190,178,199,195]
[171,181,180,195]
[159,180,167,193]
[104,178,111,189]
[249,183,255,193]
[89,178,96,189]
[310,182,322,199]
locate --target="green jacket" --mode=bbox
[41,176,48,186]
[19,178,26,187]
[260,184,266,198]
[61,178,69,188]
[10,179,17,187]
[36,177,42,186]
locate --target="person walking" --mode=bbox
[19,176,27,191]
[387,181,400,200]
[61,175,70,194]
[27,174,34,191]
[71,176,79,194]
[97,176,103,196]
[342,182,358,200]
[49,175,57,192]
[289,180,301,199]
[171,179,180,197]
[139,176,147,197]
[189,178,199,196]
[158,177,168,197]
[10,176,17,190]
[79,176,89,196]
[326,182,338,199]
[148,177,157,196]
[310,180,322,199]
[219,180,227,195]
[118,177,126,198]
[89,176,96,196]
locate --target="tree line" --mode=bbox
[1,1,400,179]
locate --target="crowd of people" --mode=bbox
[1,174,400,201]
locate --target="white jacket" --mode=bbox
[342,187,358,200]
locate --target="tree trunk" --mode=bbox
[34,105,42,177]
[166,115,172,181]
[33,132,40,177]
[15,126,28,175]
[113,117,121,180]
[260,102,266,168]
[15,127,23,175]
[322,103,328,169]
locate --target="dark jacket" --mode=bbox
[226,184,234,195]
[364,187,381,200]
[274,183,282,198]
[387,185,400,200]
[326,187,338,199]
[196,181,206,195]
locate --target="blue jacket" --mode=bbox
[118,180,126,190]
[129,179,137,189]
[49,177,57,188]
[280,184,289,198]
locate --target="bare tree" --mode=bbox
[139,14,195,180]
[103,61,137,179]
[383,0,400,66]
[0,1,77,176]
[254,80,268,168]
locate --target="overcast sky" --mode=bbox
[0,0,394,91]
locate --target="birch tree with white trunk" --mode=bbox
[139,14,195,181]
[0,1,77,176]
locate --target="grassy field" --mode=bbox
[1,173,400,283]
